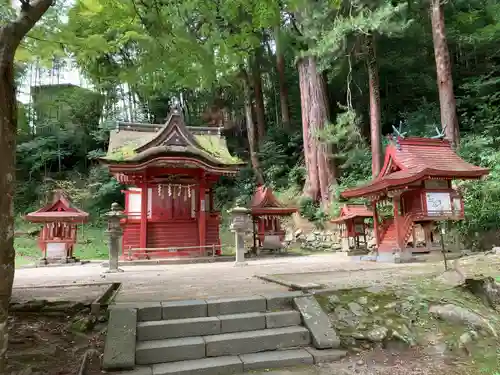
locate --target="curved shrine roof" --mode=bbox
[330,204,373,223]
[25,190,89,223]
[250,186,297,216]
[342,137,489,199]
[100,107,244,175]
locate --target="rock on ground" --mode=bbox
[429,304,497,337]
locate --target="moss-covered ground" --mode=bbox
[316,279,500,374]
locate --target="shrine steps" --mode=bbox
[104,294,346,375]
[378,222,398,252]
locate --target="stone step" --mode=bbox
[137,311,301,341]
[205,326,310,357]
[136,327,310,365]
[136,336,205,365]
[239,349,313,371]
[122,348,347,375]
[151,349,314,375]
[152,356,243,375]
[206,296,267,316]
[112,292,304,322]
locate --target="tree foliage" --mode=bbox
[7,0,500,248]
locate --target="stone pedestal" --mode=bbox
[228,206,251,267]
[394,250,415,264]
[235,232,245,264]
[341,237,350,252]
[104,203,126,273]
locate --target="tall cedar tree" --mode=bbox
[366,35,382,177]
[430,0,459,147]
[298,56,335,207]
[274,26,291,129]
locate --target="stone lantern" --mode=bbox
[104,202,126,273]
[228,206,251,266]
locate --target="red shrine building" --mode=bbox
[341,137,489,259]
[249,185,296,251]
[100,106,243,258]
[25,190,89,263]
[330,204,373,252]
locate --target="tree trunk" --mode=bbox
[242,69,265,185]
[366,35,382,178]
[252,50,266,142]
[275,27,291,129]
[297,56,335,208]
[430,0,459,147]
[0,50,17,375]
[0,1,54,371]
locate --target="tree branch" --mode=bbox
[11,0,54,50]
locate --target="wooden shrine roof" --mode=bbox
[250,186,297,216]
[342,137,489,198]
[25,190,89,223]
[330,204,373,223]
[100,106,244,175]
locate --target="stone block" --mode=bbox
[262,291,304,310]
[114,366,153,375]
[206,296,266,316]
[137,317,220,341]
[161,300,207,320]
[265,311,301,328]
[103,308,137,370]
[293,296,340,349]
[204,326,310,357]
[219,312,265,333]
[111,302,162,322]
[135,337,205,365]
[240,349,313,371]
[152,356,243,375]
[304,347,348,363]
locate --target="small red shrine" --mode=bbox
[250,185,296,251]
[330,204,373,251]
[100,106,243,259]
[341,137,489,258]
[25,190,89,263]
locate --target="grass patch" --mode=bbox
[14,222,241,265]
[15,221,108,267]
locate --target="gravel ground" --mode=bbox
[12,252,500,302]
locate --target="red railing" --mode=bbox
[399,212,415,246]
[127,244,222,260]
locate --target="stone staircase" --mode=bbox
[103,293,346,375]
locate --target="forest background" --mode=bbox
[4,0,500,263]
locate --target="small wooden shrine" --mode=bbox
[100,105,243,259]
[249,185,296,252]
[330,204,373,252]
[25,190,89,263]
[341,137,489,259]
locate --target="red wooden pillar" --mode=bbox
[198,177,207,254]
[139,182,148,251]
[371,200,380,248]
[393,194,402,250]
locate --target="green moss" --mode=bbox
[106,145,137,161]
[195,135,243,164]
[316,281,500,373]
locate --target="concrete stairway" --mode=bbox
[104,293,346,375]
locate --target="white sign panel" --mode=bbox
[426,192,451,216]
[128,189,141,218]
